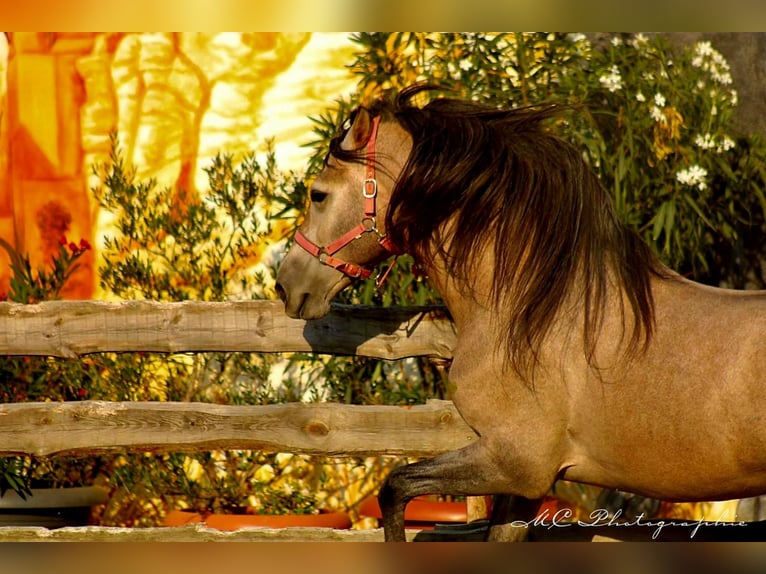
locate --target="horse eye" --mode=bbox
[310,190,328,204]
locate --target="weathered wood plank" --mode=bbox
[0,300,455,360]
[0,399,476,457]
[0,525,418,542]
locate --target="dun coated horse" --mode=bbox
[275,85,766,541]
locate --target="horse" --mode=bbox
[275,84,766,541]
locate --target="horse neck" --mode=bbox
[421,248,641,369]
[419,248,507,331]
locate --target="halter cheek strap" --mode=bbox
[294,115,400,284]
[294,231,375,279]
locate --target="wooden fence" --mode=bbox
[0,299,473,541]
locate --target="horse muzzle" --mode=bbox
[275,255,350,319]
[276,284,330,320]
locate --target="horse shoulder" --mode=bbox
[447,321,575,490]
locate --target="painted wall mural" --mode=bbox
[0,32,356,298]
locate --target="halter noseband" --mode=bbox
[294,115,400,283]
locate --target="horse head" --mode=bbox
[276,107,411,319]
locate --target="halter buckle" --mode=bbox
[362,178,377,198]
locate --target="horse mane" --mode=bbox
[331,85,666,381]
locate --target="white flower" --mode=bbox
[730,89,738,106]
[654,93,666,107]
[632,33,648,47]
[599,65,623,93]
[459,59,472,71]
[716,71,733,85]
[717,136,736,152]
[695,40,714,57]
[695,133,716,150]
[636,92,646,102]
[612,36,623,46]
[676,165,708,190]
[691,40,733,85]
[651,106,666,123]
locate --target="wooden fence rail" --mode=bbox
[0,400,476,458]
[0,300,456,359]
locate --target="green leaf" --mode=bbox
[752,181,766,219]
[683,194,715,230]
[651,201,667,242]
[663,199,676,252]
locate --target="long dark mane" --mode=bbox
[333,85,666,380]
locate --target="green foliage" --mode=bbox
[107,451,322,521]
[0,238,99,403]
[557,34,766,286]
[0,457,30,499]
[94,134,285,302]
[0,238,105,499]
[0,237,91,304]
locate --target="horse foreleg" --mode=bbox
[378,443,538,542]
[486,494,543,541]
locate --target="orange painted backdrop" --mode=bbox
[0,32,355,299]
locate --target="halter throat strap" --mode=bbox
[294,116,399,283]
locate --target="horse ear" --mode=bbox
[341,107,372,151]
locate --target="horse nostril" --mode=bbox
[275,282,287,303]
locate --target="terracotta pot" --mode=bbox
[358,495,574,529]
[164,509,205,527]
[536,495,575,519]
[163,509,352,530]
[359,495,468,530]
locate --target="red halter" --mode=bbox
[294,115,400,284]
